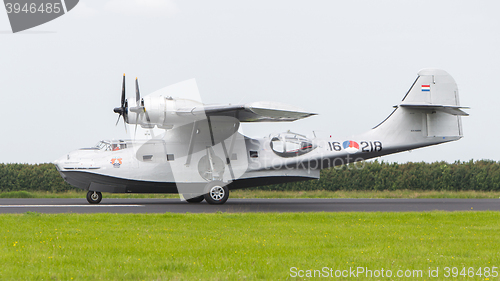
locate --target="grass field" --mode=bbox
[1,212,499,280]
[2,189,500,199]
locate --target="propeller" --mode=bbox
[130,77,152,137]
[113,74,128,132]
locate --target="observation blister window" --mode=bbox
[270,132,315,158]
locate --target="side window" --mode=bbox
[249,151,258,158]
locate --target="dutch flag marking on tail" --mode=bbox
[421,85,431,92]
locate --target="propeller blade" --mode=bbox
[124,99,128,123]
[114,74,128,133]
[135,78,141,106]
[144,109,151,123]
[121,74,126,107]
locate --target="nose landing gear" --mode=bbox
[86,191,102,204]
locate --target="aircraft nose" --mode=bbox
[53,157,62,170]
[53,153,72,171]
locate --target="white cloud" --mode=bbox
[104,0,179,16]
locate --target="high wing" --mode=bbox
[176,101,317,122]
[121,78,317,130]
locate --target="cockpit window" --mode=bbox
[270,132,316,158]
[95,141,111,151]
[94,140,127,151]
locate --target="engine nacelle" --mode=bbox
[126,95,208,129]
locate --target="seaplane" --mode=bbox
[53,69,468,204]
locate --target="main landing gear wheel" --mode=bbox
[86,191,102,204]
[186,195,205,203]
[203,181,229,205]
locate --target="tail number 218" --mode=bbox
[360,141,382,152]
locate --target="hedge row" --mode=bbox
[255,160,500,191]
[0,163,75,192]
[1,160,499,192]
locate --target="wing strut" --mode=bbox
[220,141,235,180]
[184,121,198,166]
[207,116,235,182]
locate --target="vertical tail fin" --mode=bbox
[369,69,468,149]
[401,69,462,106]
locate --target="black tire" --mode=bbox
[86,191,102,204]
[186,195,205,203]
[203,181,229,205]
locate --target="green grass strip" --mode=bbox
[0,212,499,280]
[0,190,35,198]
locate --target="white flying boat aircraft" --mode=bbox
[54,69,468,204]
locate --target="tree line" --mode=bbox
[0,163,76,192]
[0,160,499,192]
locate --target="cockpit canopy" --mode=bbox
[270,132,316,158]
[92,140,128,151]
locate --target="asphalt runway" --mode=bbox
[0,198,499,213]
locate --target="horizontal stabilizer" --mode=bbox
[398,104,470,116]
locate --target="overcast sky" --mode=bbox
[1,0,498,164]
